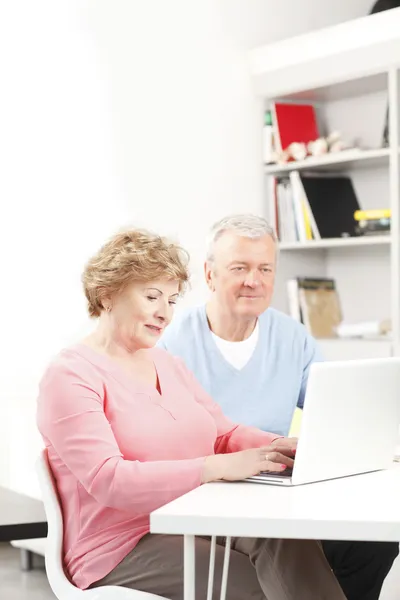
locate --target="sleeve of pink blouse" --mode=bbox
[37,358,205,514]
[174,357,281,453]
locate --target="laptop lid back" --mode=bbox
[292,358,400,485]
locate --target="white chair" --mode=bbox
[36,449,166,600]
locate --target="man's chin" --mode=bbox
[236,304,267,319]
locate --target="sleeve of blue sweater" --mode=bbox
[297,333,324,409]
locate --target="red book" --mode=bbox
[272,103,319,153]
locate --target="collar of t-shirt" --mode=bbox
[210,321,259,370]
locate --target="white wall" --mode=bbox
[220,0,374,49]
[0,1,131,494]
[0,0,377,496]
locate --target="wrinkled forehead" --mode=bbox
[212,231,276,266]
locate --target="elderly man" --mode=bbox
[158,214,398,600]
[160,214,318,435]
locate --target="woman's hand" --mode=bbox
[202,444,295,484]
[270,437,298,455]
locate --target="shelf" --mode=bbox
[286,73,387,103]
[248,9,400,99]
[317,338,392,361]
[318,337,392,343]
[265,148,391,175]
[280,235,391,251]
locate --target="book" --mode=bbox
[290,171,321,241]
[271,102,319,154]
[274,173,363,243]
[296,278,342,338]
[299,175,361,239]
[273,174,319,243]
[268,176,279,238]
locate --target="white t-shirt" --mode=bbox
[211,322,259,370]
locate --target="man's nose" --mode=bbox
[244,271,260,287]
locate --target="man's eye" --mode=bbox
[233,267,244,272]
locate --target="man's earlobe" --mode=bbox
[204,262,211,283]
[204,261,217,291]
[205,274,215,292]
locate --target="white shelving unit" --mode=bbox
[248,8,400,361]
[265,148,392,176]
[280,235,391,252]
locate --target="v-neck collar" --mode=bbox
[200,305,263,374]
[70,343,164,398]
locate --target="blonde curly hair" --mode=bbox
[82,228,190,318]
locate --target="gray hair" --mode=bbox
[206,213,278,261]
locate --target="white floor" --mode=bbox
[0,543,54,600]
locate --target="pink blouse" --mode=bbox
[37,344,279,589]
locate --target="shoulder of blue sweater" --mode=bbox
[260,307,310,339]
[160,304,204,343]
[175,303,203,323]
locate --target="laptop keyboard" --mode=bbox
[259,468,293,479]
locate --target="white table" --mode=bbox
[150,467,400,600]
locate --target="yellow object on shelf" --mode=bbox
[354,208,391,221]
[302,201,313,240]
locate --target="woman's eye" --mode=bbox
[169,301,177,306]
[147,296,157,302]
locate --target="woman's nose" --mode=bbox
[155,309,166,321]
[154,302,169,321]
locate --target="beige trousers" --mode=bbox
[91,534,346,600]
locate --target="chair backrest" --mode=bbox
[36,449,166,600]
[36,449,85,599]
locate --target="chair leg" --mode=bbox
[20,549,33,571]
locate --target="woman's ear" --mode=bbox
[99,288,113,312]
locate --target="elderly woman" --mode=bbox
[37,229,345,600]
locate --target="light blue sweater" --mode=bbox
[158,306,322,436]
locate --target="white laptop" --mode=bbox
[246,357,400,486]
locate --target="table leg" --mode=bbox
[20,549,33,571]
[184,534,196,600]
[207,536,217,600]
[220,537,231,600]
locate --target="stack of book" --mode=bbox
[269,173,361,243]
[287,277,342,338]
[287,277,390,340]
[354,209,391,236]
